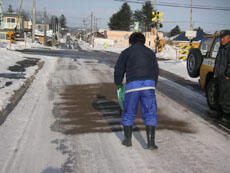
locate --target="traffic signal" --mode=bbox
[152,11,164,22]
[151,10,164,29]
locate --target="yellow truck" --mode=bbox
[187,31,221,110]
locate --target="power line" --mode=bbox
[114,0,230,11]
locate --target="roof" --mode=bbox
[3,13,22,18]
[173,31,205,42]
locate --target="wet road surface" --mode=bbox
[51,83,194,135]
[18,48,230,133]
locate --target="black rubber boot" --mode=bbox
[146,126,158,150]
[222,113,230,124]
[122,126,132,147]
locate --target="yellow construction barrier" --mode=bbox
[178,45,191,60]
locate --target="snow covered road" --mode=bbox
[0,48,230,173]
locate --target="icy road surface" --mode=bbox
[0,48,230,173]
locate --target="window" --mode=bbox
[6,18,16,23]
[210,38,220,58]
[200,37,212,56]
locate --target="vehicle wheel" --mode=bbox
[187,48,203,78]
[206,78,220,111]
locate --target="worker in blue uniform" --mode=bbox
[114,32,159,149]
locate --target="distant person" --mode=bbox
[114,32,159,149]
[214,30,230,122]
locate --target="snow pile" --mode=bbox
[157,44,178,60]
[5,39,58,50]
[78,40,127,53]
[35,30,53,37]
[94,38,114,46]
[0,45,39,112]
[158,60,199,82]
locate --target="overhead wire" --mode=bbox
[114,0,230,11]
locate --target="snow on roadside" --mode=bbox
[0,43,39,112]
[78,40,127,53]
[158,60,199,82]
[156,44,199,82]
[79,40,198,83]
[157,44,178,60]
[0,40,198,113]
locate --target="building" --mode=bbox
[35,23,50,32]
[0,13,23,39]
[93,30,158,49]
[24,20,32,33]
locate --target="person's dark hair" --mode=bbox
[129,32,145,45]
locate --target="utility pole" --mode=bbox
[0,0,3,29]
[82,18,86,41]
[32,0,36,42]
[95,17,98,32]
[190,0,193,31]
[90,12,94,46]
[189,0,193,46]
[43,7,47,46]
[90,12,93,34]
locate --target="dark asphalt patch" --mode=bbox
[8,58,40,72]
[52,83,195,135]
[0,73,25,79]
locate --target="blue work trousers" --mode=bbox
[121,89,157,126]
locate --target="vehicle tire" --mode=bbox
[187,48,203,78]
[206,78,220,111]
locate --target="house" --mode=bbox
[24,20,32,33]
[34,29,53,44]
[35,23,50,32]
[0,13,23,40]
[2,13,23,30]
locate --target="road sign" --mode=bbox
[152,11,164,22]
[158,12,164,22]
[185,30,197,40]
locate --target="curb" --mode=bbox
[0,61,45,125]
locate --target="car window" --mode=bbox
[210,38,220,58]
[200,37,212,56]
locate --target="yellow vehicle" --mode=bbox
[7,31,15,43]
[187,31,221,110]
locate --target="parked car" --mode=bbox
[187,31,221,110]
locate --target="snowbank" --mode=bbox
[0,43,40,112]
[157,44,178,60]
[78,40,127,53]
[94,38,114,46]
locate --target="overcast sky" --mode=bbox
[2,0,230,33]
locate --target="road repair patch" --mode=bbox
[52,83,195,135]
